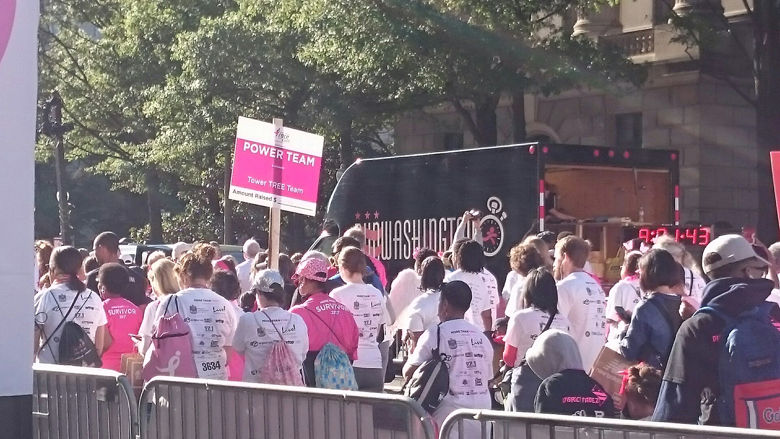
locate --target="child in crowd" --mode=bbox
[622,364,663,420]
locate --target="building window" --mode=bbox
[616,113,642,149]
[443,132,463,150]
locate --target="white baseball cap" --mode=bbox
[702,234,769,273]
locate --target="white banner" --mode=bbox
[0,0,38,396]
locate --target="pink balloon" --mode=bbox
[0,0,16,64]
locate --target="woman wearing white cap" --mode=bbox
[232,269,309,384]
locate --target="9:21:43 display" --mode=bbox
[624,226,712,247]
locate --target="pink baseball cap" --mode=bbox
[292,258,330,283]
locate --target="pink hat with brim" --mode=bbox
[292,258,330,283]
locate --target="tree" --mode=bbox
[38,0,228,243]
[279,0,644,147]
[662,0,780,241]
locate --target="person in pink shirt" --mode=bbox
[99,263,142,372]
[290,257,359,387]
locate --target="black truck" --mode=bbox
[326,143,680,286]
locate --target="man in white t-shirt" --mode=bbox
[553,236,606,372]
[446,240,492,332]
[404,280,493,436]
[233,270,308,383]
[236,239,261,293]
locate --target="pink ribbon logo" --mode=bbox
[0,0,15,64]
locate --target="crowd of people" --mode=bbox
[31,215,780,433]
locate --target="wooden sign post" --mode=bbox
[268,118,283,270]
[228,116,324,271]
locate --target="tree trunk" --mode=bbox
[144,170,163,243]
[223,153,233,245]
[474,95,499,146]
[754,0,780,242]
[511,89,527,143]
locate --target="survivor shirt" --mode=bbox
[34,283,107,364]
[102,297,142,371]
[557,271,607,372]
[232,306,309,383]
[446,270,492,330]
[535,369,615,418]
[331,283,388,369]
[154,288,237,380]
[407,319,493,411]
[290,292,359,361]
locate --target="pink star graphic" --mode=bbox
[373,211,380,219]
[364,211,371,220]
[355,212,361,220]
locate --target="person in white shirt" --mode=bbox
[503,268,572,368]
[330,247,388,392]
[34,246,108,364]
[403,280,493,436]
[153,243,237,380]
[446,240,492,332]
[505,243,547,317]
[232,270,308,383]
[138,258,179,355]
[388,248,438,332]
[553,236,606,372]
[236,239,261,293]
[503,268,572,411]
[481,268,501,322]
[397,256,445,352]
[605,251,643,344]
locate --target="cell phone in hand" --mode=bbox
[615,306,631,323]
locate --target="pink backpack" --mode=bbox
[142,296,198,382]
[256,311,304,386]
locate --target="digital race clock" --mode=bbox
[623,226,712,247]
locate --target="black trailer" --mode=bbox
[326,143,680,287]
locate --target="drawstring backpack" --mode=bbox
[305,308,358,390]
[142,296,198,381]
[256,310,304,386]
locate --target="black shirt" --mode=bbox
[535,369,616,418]
[86,262,149,306]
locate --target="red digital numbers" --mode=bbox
[697,227,711,246]
[638,228,651,243]
[636,226,710,246]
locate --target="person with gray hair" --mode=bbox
[236,239,262,293]
[653,235,706,308]
[344,224,387,288]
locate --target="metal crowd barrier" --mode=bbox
[139,376,436,439]
[439,409,780,439]
[32,364,139,439]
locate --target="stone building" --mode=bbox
[393,0,758,227]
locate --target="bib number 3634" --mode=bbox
[201,361,222,372]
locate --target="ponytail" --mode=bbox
[50,246,86,293]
